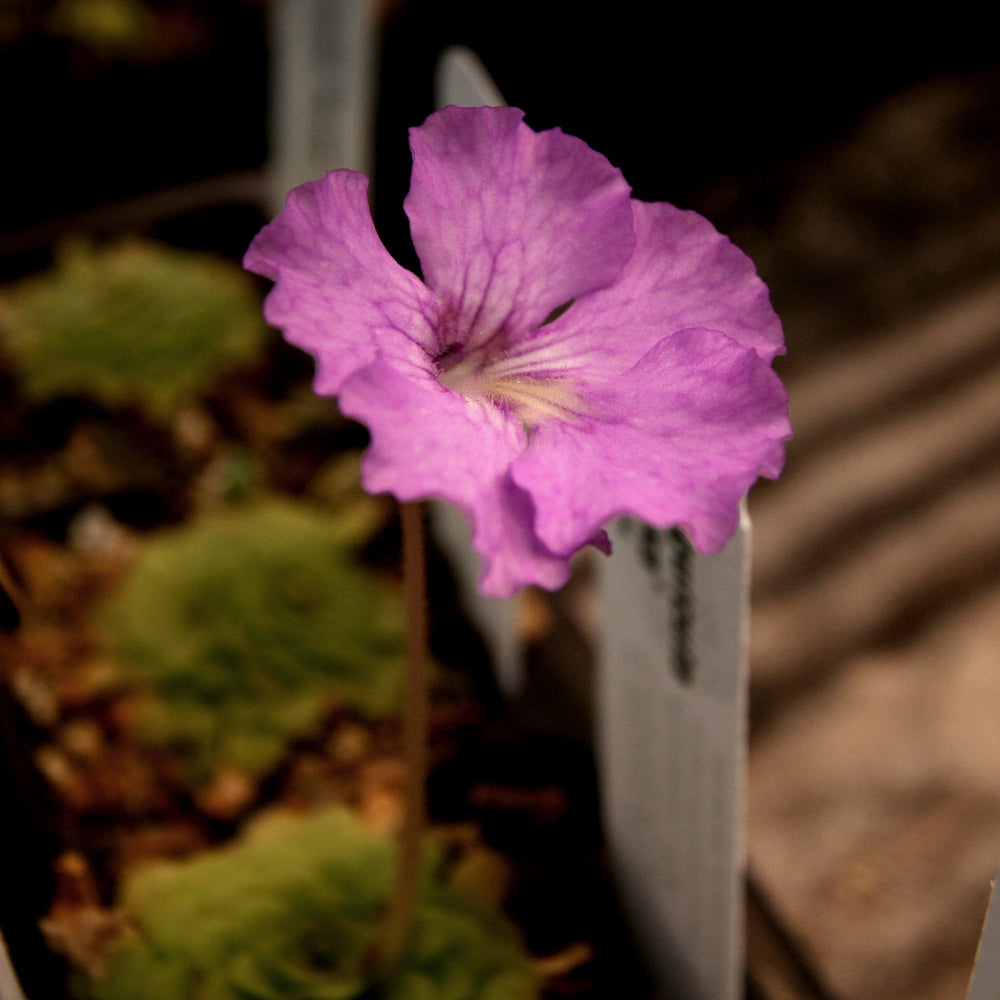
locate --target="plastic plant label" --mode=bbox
[598,507,750,1000]
[430,53,751,996]
[436,45,506,110]
[269,0,376,211]
[967,865,1000,1000]
[0,928,28,1000]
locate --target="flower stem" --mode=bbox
[371,501,429,975]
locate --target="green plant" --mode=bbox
[100,500,404,785]
[79,807,538,1000]
[0,238,267,419]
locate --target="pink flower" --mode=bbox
[245,106,790,598]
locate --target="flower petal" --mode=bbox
[502,199,784,385]
[404,106,635,355]
[244,170,439,395]
[511,328,791,557]
[337,357,574,597]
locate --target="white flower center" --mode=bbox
[438,349,583,428]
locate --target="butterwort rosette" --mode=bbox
[245,106,791,598]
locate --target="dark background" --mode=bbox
[3,1,995,274]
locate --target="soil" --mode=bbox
[0,349,642,998]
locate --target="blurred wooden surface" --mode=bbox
[744,65,1000,1000]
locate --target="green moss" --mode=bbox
[0,238,268,419]
[80,808,538,1000]
[99,500,404,784]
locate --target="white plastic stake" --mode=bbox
[0,929,28,1000]
[268,0,376,210]
[430,48,751,997]
[598,508,750,1000]
[967,865,1000,1000]
[436,45,506,110]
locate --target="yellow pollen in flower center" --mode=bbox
[440,355,582,428]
